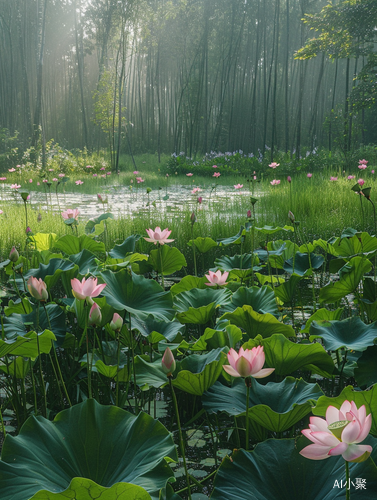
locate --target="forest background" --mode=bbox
[0,0,377,171]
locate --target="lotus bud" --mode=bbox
[162,347,176,376]
[26,227,32,235]
[247,210,252,218]
[191,211,196,224]
[27,277,48,301]
[197,196,202,204]
[9,246,19,262]
[110,313,123,331]
[287,176,292,183]
[89,303,102,326]
[288,211,295,223]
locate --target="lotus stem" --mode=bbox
[345,460,350,500]
[84,307,92,399]
[36,303,47,417]
[359,194,364,231]
[245,377,251,450]
[0,404,6,439]
[158,244,165,289]
[191,225,197,277]
[29,359,38,415]
[116,331,121,407]
[169,376,192,500]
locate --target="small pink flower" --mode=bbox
[253,175,257,180]
[234,184,243,189]
[192,187,201,194]
[247,210,252,218]
[186,173,193,177]
[0,210,3,215]
[86,165,93,169]
[16,164,21,168]
[102,174,106,178]
[107,172,111,175]
[358,164,367,170]
[223,346,275,379]
[212,165,218,168]
[372,170,375,174]
[144,227,174,245]
[59,173,65,178]
[29,179,33,183]
[213,172,221,178]
[0,177,6,181]
[8,168,16,172]
[136,177,144,183]
[100,167,106,171]
[307,173,313,178]
[162,347,176,375]
[300,400,372,462]
[37,182,40,186]
[93,173,98,177]
[287,176,292,183]
[71,277,106,301]
[348,175,355,180]
[330,177,338,181]
[61,208,80,220]
[42,179,48,183]
[358,179,365,186]
[359,159,368,165]
[197,196,203,204]
[269,162,279,168]
[49,168,54,172]
[11,183,21,189]
[75,180,83,185]
[27,277,48,301]
[133,170,139,175]
[270,179,280,185]
[52,178,58,182]
[205,270,229,287]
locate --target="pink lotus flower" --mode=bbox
[27,277,48,301]
[330,177,338,181]
[0,210,3,214]
[269,162,280,168]
[270,179,280,185]
[42,179,48,183]
[205,270,229,287]
[52,178,58,182]
[61,208,80,220]
[37,182,40,186]
[223,346,275,379]
[110,313,123,331]
[0,177,6,181]
[186,173,193,177]
[89,303,102,325]
[93,173,98,177]
[287,176,292,183]
[9,246,19,263]
[107,172,111,175]
[86,165,93,169]
[144,227,174,245]
[234,184,243,189]
[212,165,218,168]
[59,173,65,178]
[253,175,257,180]
[197,196,203,204]
[75,180,83,185]
[358,164,367,170]
[133,170,139,175]
[372,170,375,174]
[247,210,252,218]
[100,167,106,171]
[162,347,176,375]
[29,179,33,183]
[358,179,365,186]
[11,184,21,189]
[213,172,221,178]
[359,159,368,165]
[348,175,355,180]
[192,187,201,194]
[71,277,106,301]
[300,400,372,462]
[49,169,54,172]
[307,173,312,178]
[8,168,16,172]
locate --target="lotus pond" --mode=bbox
[0,174,377,500]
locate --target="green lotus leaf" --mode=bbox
[170,276,208,296]
[71,297,115,329]
[24,258,78,290]
[0,329,56,358]
[254,241,288,262]
[174,288,232,325]
[3,304,66,345]
[358,277,377,322]
[313,385,377,436]
[220,305,295,339]
[255,225,293,235]
[217,226,246,246]
[68,249,98,276]
[0,356,31,379]
[254,273,284,286]
[0,399,177,500]
[85,213,114,236]
[267,240,299,269]
[55,234,105,255]
[131,315,185,342]
[359,298,377,322]
[301,307,343,334]
[215,254,253,271]
[211,437,377,500]
[283,252,324,276]
[192,325,242,350]
[30,478,151,500]
[309,316,377,352]
[203,377,323,432]
[274,275,302,303]
[109,235,141,259]
[101,270,174,321]
[187,237,217,253]
[319,256,372,303]
[331,232,377,257]
[135,348,227,395]
[221,286,278,316]
[354,346,377,388]
[31,233,58,251]
[310,238,337,256]
[148,245,187,275]
[4,298,33,316]
[243,334,335,377]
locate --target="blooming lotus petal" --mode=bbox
[300,444,332,460]
[250,349,265,374]
[342,444,372,462]
[355,414,372,443]
[326,406,340,425]
[309,417,329,433]
[342,420,362,444]
[235,356,253,378]
[223,364,242,377]
[252,367,275,378]
[227,348,240,370]
[329,441,349,456]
